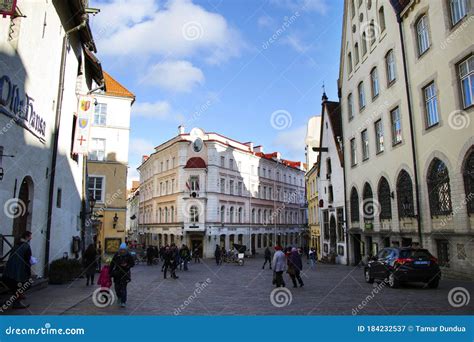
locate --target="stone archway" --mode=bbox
[12,176,34,241]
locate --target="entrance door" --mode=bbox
[353,234,362,265]
[329,215,337,254]
[12,177,33,241]
[191,238,203,257]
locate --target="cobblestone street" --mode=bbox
[3,258,473,316]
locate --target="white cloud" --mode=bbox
[93,0,245,65]
[269,0,328,14]
[280,34,311,53]
[143,60,204,92]
[129,138,155,158]
[132,100,185,122]
[257,15,275,29]
[272,125,307,161]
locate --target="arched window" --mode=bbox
[397,170,415,218]
[251,208,256,223]
[370,67,379,98]
[158,208,162,223]
[348,52,353,74]
[362,183,374,221]
[170,206,174,222]
[354,43,359,64]
[263,210,267,224]
[229,207,234,223]
[164,207,168,223]
[427,158,452,216]
[190,205,199,223]
[238,207,243,223]
[378,177,392,220]
[221,205,225,222]
[385,49,397,84]
[258,209,262,224]
[463,149,474,214]
[361,33,367,56]
[350,187,359,222]
[416,15,430,56]
[378,6,386,32]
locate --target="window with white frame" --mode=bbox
[354,43,359,65]
[459,55,473,108]
[390,107,402,145]
[416,15,430,56]
[220,156,225,167]
[450,0,468,26]
[88,176,104,202]
[361,129,369,160]
[93,103,107,126]
[371,67,379,98]
[190,175,199,191]
[350,138,357,166]
[89,138,106,161]
[358,81,366,110]
[386,50,396,84]
[348,93,354,120]
[229,180,234,195]
[375,119,384,153]
[424,82,439,128]
[220,178,225,193]
[348,52,353,74]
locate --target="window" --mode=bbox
[463,149,474,214]
[229,207,234,223]
[326,158,332,175]
[164,207,168,223]
[350,187,359,222]
[388,107,402,146]
[350,138,357,166]
[221,206,225,222]
[348,52,353,74]
[369,20,376,46]
[416,15,430,56]
[370,67,379,98]
[378,6,386,32]
[220,178,225,193]
[351,0,355,18]
[238,181,243,196]
[459,55,473,108]
[238,207,243,223]
[424,82,439,128]
[361,129,369,160]
[93,103,107,126]
[328,185,334,203]
[427,158,452,216]
[362,183,374,221]
[56,188,62,208]
[251,208,256,223]
[450,0,468,26]
[220,156,225,167]
[190,206,199,223]
[229,158,234,169]
[348,93,354,120]
[171,206,174,222]
[89,138,106,161]
[323,211,329,239]
[229,180,234,195]
[374,119,384,153]
[378,177,392,220]
[436,240,450,267]
[354,43,359,64]
[358,82,366,110]
[337,208,344,242]
[88,176,104,202]
[189,176,199,191]
[361,34,367,56]
[386,50,396,84]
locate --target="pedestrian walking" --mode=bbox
[287,247,304,288]
[220,246,226,264]
[179,244,190,271]
[262,247,272,269]
[309,248,316,269]
[214,244,221,265]
[83,244,98,286]
[146,245,155,265]
[2,231,33,309]
[170,244,179,279]
[271,246,286,288]
[193,246,201,263]
[97,262,112,289]
[110,243,135,308]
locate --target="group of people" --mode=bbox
[268,246,317,288]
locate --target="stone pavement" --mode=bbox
[3,258,473,315]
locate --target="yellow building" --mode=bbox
[87,72,135,255]
[306,163,321,259]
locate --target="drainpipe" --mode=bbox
[44,17,88,276]
[397,14,423,247]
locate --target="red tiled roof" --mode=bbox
[184,157,207,169]
[103,71,135,101]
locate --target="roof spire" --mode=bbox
[321,82,328,102]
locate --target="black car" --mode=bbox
[364,247,441,288]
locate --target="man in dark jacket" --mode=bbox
[146,245,155,265]
[110,242,135,308]
[287,247,304,288]
[214,245,221,265]
[2,231,33,309]
[262,247,272,269]
[179,245,190,271]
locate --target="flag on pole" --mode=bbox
[72,96,94,155]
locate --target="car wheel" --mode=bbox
[388,273,400,288]
[364,269,374,283]
[427,277,439,289]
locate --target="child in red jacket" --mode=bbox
[97,264,112,289]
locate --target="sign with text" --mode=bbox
[72,96,93,155]
[0,0,17,17]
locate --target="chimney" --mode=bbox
[178,125,185,135]
[245,142,254,152]
[254,145,264,153]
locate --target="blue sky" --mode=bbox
[89,0,343,184]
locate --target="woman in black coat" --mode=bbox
[83,244,98,286]
[110,243,135,308]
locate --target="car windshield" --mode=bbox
[399,249,431,259]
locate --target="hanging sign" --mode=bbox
[0,0,17,17]
[72,96,94,155]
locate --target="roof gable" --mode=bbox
[103,71,135,101]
